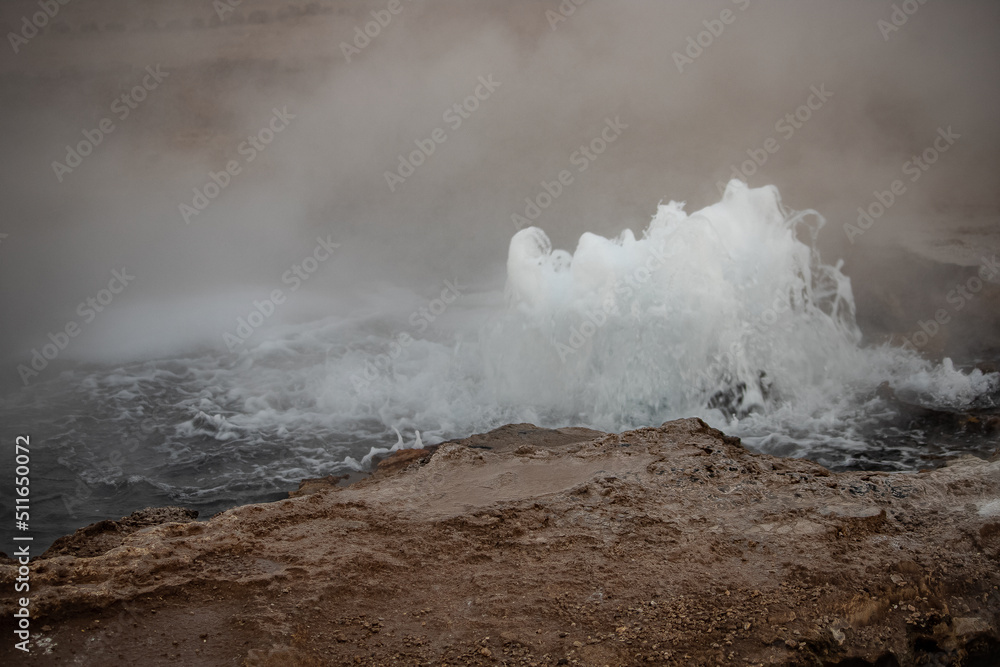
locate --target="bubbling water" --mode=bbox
[488,180,861,424]
[485,180,998,448]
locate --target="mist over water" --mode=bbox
[5,180,998,554]
[1,0,999,548]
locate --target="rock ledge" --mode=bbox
[2,418,998,666]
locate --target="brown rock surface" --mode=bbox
[289,474,352,498]
[2,418,999,666]
[370,446,439,478]
[40,507,199,559]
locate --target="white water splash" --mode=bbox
[344,427,425,471]
[489,180,863,423]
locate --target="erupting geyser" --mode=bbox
[487,180,998,461]
[491,180,861,421]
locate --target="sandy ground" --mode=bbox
[2,418,998,666]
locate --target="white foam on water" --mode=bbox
[491,180,863,425]
[486,180,997,462]
[343,427,424,471]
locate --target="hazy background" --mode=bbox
[2,0,999,394]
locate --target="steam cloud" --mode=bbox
[1,0,999,393]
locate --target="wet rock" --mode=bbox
[372,445,439,477]
[288,474,349,497]
[2,419,998,665]
[40,506,197,559]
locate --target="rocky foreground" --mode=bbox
[2,419,999,666]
